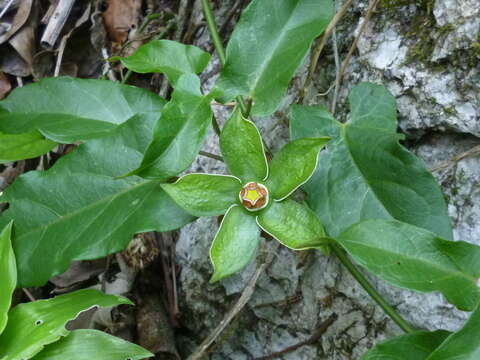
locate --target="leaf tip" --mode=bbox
[209,271,223,284]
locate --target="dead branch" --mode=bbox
[254,314,338,360]
[300,0,355,103]
[430,145,480,172]
[187,241,279,360]
[41,0,76,49]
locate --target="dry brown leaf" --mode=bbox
[0,71,11,99]
[0,0,32,44]
[1,0,38,76]
[102,0,141,44]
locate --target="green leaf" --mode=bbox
[0,77,165,143]
[336,219,480,311]
[0,289,131,360]
[361,330,451,360]
[0,113,194,287]
[427,303,480,359]
[215,0,334,116]
[0,221,15,335]
[257,199,327,250]
[31,329,153,360]
[349,80,398,133]
[220,107,268,182]
[210,205,260,282]
[0,131,57,163]
[290,83,452,240]
[127,74,212,180]
[161,174,241,217]
[118,39,211,85]
[266,137,329,200]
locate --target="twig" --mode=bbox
[22,288,36,302]
[174,0,190,42]
[300,0,355,103]
[430,145,480,172]
[211,115,222,137]
[156,232,180,326]
[187,242,279,360]
[254,314,338,360]
[338,0,380,84]
[199,150,223,162]
[218,0,245,41]
[330,27,341,114]
[0,0,15,20]
[41,0,76,49]
[54,4,91,77]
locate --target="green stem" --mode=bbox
[201,0,226,65]
[199,150,223,162]
[211,115,222,136]
[330,242,415,334]
[201,0,248,116]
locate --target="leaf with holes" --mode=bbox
[0,289,131,360]
[31,329,153,360]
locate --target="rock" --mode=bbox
[432,0,480,61]
[174,0,480,358]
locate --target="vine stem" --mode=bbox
[330,242,415,334]
[201,0,248,116]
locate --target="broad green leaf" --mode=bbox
[266,137,329,200]
[0,77,165,143]
[0,113,194,287]
[427,303,480,359]
[0,289,131,360]
[215,0,334,116]
[0,131,57,163]
[127,74,212,180]
[220,107,268,182]
[0,221,15,335]
[210,205,260,282]
[161,174,241,217]
[290,83,452,240]
[336,219,480,310]
[31,329,153,360]
[257,199,327,250]
[118,39,211,85]
[349,80,398,132]
[362,330,451,360]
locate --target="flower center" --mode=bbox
[239,182,269,211]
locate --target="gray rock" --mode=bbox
[175,0,480,358]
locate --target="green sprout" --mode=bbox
[161,108,330,282]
